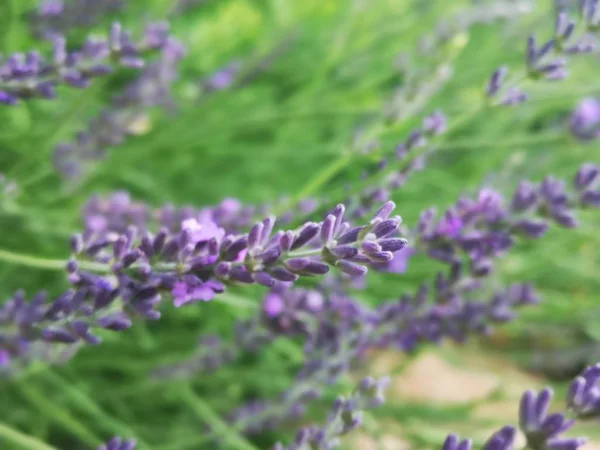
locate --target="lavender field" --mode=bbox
[1,0,600,449]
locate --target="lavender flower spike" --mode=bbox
[64,201,405,318]
[519,388,581,450]
[0,22,175,104]
[272,377,389,450]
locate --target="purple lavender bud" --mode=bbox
[280,231,295,252]
[570,98,600,140]
[320,215,336,245]
[248,222,264,249]
[581,190,600,206]
[335,260,368,277]
[574,164,599,190]
[378,238,408,252]
[371,217,401,238]
[482,426,516,450]
[98,437,137,450]
[511,181,538,211]
[291,223,320,250]
[303,261,330,275]
[214,262,231,278]
[404,129,424,149]
[550,208,578,228]
[42,328,77,343]
[537,60,567,79]
[423,111,447,135]
[63,71,90,88]
[501,88,528,106]
[152,229,167,254]
[257,248,281,265]
[368,251,393,263]
[261,216,276,245]
[229,267,254,284]
[113,236,128,259]
[442,435,473,450]
[269,267,299,282]
[65,259,78,273]
[337,226,364,245]
[372,201,396,221]
[221,236,248,261]
[361,241,382,255]
[330,245,359,260]
[97,314,132,331]
[486,66,508,97]
[519,390,537,433]
[253,271,276,288]
[285,258,312,272]
[515,220,548,238]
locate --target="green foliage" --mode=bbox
[1,0,600,449]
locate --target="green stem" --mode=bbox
[177,384,260,450]
[17,383,101,447]
[0,249,68,271]
[42,371,146,448]
[0,422,57,450]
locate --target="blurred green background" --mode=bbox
[1,0,600,448]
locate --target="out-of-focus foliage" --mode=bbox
[1,0,600,449]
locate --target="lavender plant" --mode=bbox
[0,22,174,104]
[1,1,600,450]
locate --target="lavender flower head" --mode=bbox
[0,22,175,104]
[520,388,584,450]
[567,363,600,419]
[442,364,600,450]
[97,437,136,450]
[569,97,600,140]
[272,377,389,450]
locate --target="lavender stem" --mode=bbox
[0,422,57,450]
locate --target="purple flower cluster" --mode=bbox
[442,363,600,450]
[30,0,125,36]
[485,4,597,106]
[0,287,131,374]
[416,163,600,276]
[82,192,258,236]
[70,201,404,309]
[97,437,136,450]
[0,22,174,105]
[218,275,538,435]
[272,377,389,450]
[151,165,600,438]
[567,363,600,419]
[0,201,406,372]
